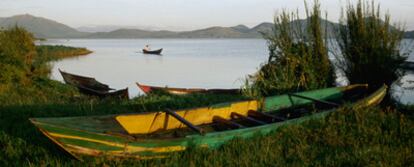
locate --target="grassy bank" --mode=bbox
[1,97,413,166]
[36,45,92,62]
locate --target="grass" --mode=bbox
[1,99,413,166]
[36,45,92,62]
[243,1,334,97]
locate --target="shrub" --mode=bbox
[0,27,36,85]
[243,1,334,97]
[336,0,407,91]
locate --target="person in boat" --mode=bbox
[143,45,151,51]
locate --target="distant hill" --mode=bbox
[77,25,160,33]
[177,26,253,38]
[86,29,178,38]
[405,30,414,38]
[231,24,251,33]
[0,14,87,38]
[251,22,273,34]
[4,14,405,39]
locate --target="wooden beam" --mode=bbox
[213,116,245,129]
[247,110,287,122]
[231,112,267,125]
[165,109,205,135]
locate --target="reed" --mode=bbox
[243,1,334,97]
[335,0,407,91]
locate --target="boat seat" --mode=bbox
[230,112,267,126]
[213,116,245,130]
[247,110,287,123]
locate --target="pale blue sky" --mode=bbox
[1,0,414,30]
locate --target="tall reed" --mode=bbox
[243,1,334,97]
[335,0,407,91]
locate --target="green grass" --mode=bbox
[36,45,92,62]
[1,97,413,166]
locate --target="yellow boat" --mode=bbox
[30,84,387,159]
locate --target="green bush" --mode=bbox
[0,27,36,86]
[244,1,334,97]
[336,0,407,91]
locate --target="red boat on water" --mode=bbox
[136,82,240,95]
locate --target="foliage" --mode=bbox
[336,0,407,91]
[36,45,91,62]
[244,1,334,97]
[0,27,36,86]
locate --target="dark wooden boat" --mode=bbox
[143,48,163,55]
[30,84,387,159]
[77,86,129,99]
[401,61,414,70]
[136,82,240,95]
[59,69,129,99]
[59,69,112,92]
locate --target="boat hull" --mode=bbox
[143,48,163,55]
[59,69,129,99]
[136,82,240,95]
[30,84,387,159]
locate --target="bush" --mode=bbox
[244,1,334,97]
[0,27,36,85]
[336,0,407,91]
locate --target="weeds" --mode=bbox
[335,0,407,91]
[244,1,334,97]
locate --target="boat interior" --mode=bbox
[32,84,378,141]
[119,87,369,139]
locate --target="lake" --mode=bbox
[39,39,414,104]
[41,39,268,98]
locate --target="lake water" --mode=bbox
[39,39,414,104]
[41,39,268,98]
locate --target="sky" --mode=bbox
[1,0,414,31]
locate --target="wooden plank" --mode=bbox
[230,112,267,125]
[247,110,287,122]
[165,109,205,135]
[213,116,245,129]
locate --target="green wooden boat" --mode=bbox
[30,84,387,160]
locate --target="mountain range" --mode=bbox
[0,14,413,39]
[405,30,414,38]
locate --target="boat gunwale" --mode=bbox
[136,82,241,94]
[30,84,367,138]
[28,84,387,159]
[29,84,384,142]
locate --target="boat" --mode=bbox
[77,85,129,99]
[136,82,240,95]
[401,61,414,70]
[59,69,129,99]
[143,48,163,55]
[29,84,387,160]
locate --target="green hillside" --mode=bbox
[1,14,396,39]
[0,14,88,38]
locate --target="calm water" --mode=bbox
[41,39,268,98]
[40,39,414,104]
